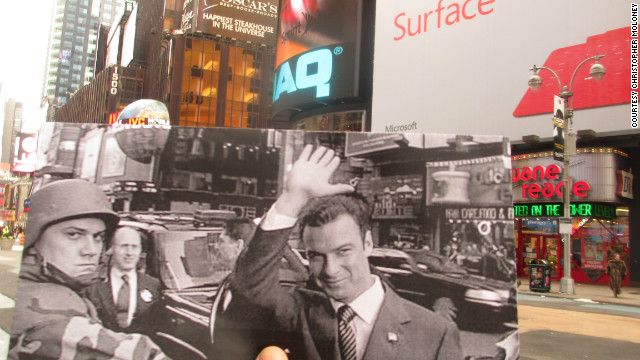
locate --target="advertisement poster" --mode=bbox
[582,235,606,270]
[101,137,127,178]
[11,133,39,173]
[11,124,518,360]
[271,0,361,115]
[371,1,629,139]
[552,95,565,162]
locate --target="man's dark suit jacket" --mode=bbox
[228,227,463,360]
[87,271,162,337]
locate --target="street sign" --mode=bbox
[559,217,572,235]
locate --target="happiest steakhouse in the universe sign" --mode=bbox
[181,0,278,45]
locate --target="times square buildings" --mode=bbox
[48,0,639,287]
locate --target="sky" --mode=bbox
[0,0,54,135]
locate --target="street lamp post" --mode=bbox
[527,54,606,294]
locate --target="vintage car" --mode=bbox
[368,248,517,333]
[116,211,515,358]
[115,211,307,360]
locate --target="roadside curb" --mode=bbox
[517,286,640,308]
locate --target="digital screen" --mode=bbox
[271,43,357,114]
[271,0,361,116]
[12,133,39,173]
[513,202,617,219]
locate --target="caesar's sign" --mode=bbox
[271,44,357,115]
[181,0,278,45]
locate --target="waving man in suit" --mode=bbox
[230,145,463,360]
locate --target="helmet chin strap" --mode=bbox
[36,249,99,291]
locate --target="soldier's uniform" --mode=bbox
[9,249,169,360]
[8,179,171,360]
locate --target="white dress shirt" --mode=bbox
[330,276,385,360]
[261,204,386,360]
[110,267,138,327]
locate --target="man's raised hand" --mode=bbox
[275,145,354,218]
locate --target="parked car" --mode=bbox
[114,211,308,360]
[368,248,517,333]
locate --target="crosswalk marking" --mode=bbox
[0,327,8,360]
[0,292,15,309]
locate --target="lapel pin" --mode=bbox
[387,332,399,342]
[140,289,153,303]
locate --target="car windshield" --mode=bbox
[406,249,468,275]
[154,228,230,291]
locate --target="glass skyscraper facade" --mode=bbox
[42,0,125,108]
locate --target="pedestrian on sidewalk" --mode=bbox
[606,253,628,297]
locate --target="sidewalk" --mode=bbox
[517,278,640,307]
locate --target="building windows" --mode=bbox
[224,47,260,128]
[178,38,270,129]
[179,38,221,127]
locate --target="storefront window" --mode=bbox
[292,111,365,131]
[519,219,559,276]
[571,209,630,283]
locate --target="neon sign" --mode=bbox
[273,48,333,102]
[110,67,119,95]
[513,202,616,219]
[512,164,590,199]
[108,112,169,126]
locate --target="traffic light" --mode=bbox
[23,199,31,212]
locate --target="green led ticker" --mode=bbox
[513,202,616,219]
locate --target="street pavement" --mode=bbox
[517,277,640,307]
[0,249,21,360]
[517,279,640,359]
[0,247,638,359]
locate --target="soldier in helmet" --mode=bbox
[9,179,170,360]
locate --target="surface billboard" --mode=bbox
[371,0,632,139]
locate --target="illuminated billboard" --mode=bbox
[120,3,138,67]
[371,0,630,138]
[105,21,121,67]
[271,0,361,116]
[181,0,279,45]
[111,99,171,126]
[12,133,38,173]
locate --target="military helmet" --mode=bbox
[24,179,119,249]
